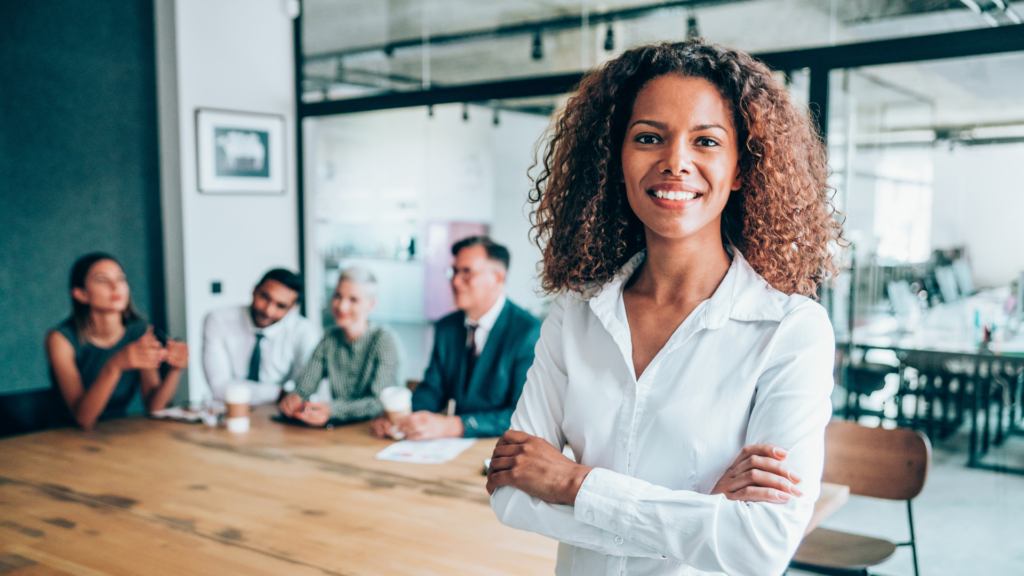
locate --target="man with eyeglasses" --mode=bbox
[371,236,541,440]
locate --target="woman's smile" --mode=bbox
[646,182,704,209]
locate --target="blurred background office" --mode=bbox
[3,1,1024,575]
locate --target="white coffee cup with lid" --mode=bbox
[379,386,412,440]
[225,384,252,433]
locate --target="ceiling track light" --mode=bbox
[686,12,700,40]
[960,0,1020,26]
[462,103,470,122]
[493,108,500,126]
[531,30,544,61]
[604,25,615,51]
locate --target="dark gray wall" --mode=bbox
[0,1,166,394]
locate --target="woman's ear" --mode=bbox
[71,287,89,304]
[366,298,377,314]
[730,169,742,192]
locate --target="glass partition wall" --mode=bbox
[303,101,555,380]
[298,1,1024,382]
[828,51,1024,337]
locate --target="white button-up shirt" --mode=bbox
[202,305,321,405]
[466,293,507,354]
[491,250,835,576]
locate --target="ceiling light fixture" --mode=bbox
[604,25,615,51]
[960,0,1000,26]
[463,103,470,122]
[992,0,1023,24]
[493,109,500,126]
[686,12,700,40]
[532,30,544,60]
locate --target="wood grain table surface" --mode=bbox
[0,408,848,575]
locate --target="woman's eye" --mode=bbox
[635,134,660,145]
[696,137,719,147]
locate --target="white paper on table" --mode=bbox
[149,407,203,422]
[375,438,477,464]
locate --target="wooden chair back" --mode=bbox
[822,420,931,501]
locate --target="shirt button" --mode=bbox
[614,536,624,545]
[586,510,595,522]
[619,437,627,447]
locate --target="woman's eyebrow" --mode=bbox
[629,119,667,130]
[692,123,727,132]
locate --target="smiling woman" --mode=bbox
[488,40,845,576]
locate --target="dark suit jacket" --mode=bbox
[412,299,541,438]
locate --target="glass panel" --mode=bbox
[828,51,1024,337]
[301,0,1003,103]
[303,102,554,380]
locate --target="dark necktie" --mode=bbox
[465,323,478,383]
[247,333,264,382]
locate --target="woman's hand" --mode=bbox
[397,411,463,440]
[486,430,593,505]
[164,340,189,370]
[113,327,164,371]
[278,393,304,418]
[370,414,395,438]
[711,444,803,504]
[296,402,330,427]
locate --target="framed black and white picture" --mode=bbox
[196,109,285,194]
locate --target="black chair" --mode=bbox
[844,362,898,422]
[0,388,67,437]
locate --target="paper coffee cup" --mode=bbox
[379,386,412,439]
[225,384,251,434]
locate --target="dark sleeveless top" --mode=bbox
[50,318,149,423]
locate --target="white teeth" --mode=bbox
[652,190,698,201]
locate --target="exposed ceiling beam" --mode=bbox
[304,0,750,62]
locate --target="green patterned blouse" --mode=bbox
[293,324,403,422]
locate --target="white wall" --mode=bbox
[310,104,549,317]
[156,0,300,402]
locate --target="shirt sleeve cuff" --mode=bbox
[574,467,647,540]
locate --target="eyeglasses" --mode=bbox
[446,266,484,281]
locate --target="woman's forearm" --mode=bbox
[146,368,182,413]
[73,358,125,429]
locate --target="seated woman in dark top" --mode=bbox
[45,253,188,430]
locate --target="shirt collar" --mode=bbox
[586,247,785,332]
[467,292,506,331]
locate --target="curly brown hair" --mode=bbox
[530,39,845,297]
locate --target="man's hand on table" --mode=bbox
[397,411,464,441]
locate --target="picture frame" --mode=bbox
[196,108,286,194]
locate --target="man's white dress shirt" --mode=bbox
[491,250,835,576]
[203,306,321,405]
[466,293,507,354]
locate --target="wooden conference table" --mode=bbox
[0,408,847,575]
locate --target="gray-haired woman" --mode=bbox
[278,267,403,427]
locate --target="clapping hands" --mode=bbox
[114,327,189,371]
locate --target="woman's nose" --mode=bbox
[660,139,693,175]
